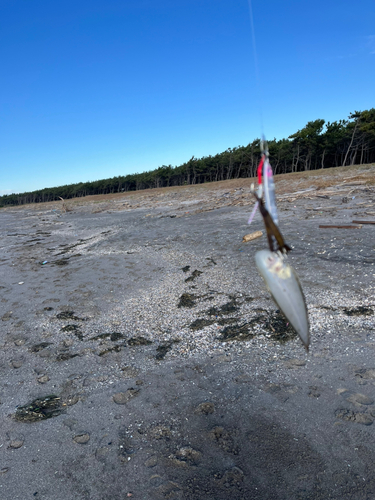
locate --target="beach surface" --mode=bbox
[1,163,375,499]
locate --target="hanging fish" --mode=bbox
[249,148,310,350]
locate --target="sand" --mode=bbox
[1,163,375,499]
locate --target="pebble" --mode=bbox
[14,339,26,346]
[10,360,23,369]
[9,440,24,449]
[73,433,90,444]
[37,375,50,384]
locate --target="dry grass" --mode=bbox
[2,163,374,213]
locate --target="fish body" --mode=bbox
[255,249,310,350]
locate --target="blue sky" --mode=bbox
[1,0,374,195]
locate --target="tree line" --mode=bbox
[1,108,374,207]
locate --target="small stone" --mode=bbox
[135,380,144,386]
[0,467,9,474]
[10,360,23,369]
[9,440,24,449]
[73,433,90,444]
[144,456,158,467]
[37,375,50,384]
[113,389,140,405]
[63,339,74,347]
[14,339,26,346]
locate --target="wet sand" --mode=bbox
[1,164,375,499]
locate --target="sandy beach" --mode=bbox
[1,163,375,499]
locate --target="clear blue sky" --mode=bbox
[1,0,374,195]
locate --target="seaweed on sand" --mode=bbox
[15,395,64,422]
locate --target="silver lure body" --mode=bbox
[255,249,310,350]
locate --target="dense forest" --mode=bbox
[1,108,374,207]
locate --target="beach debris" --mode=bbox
[18,282,24,285]
[127,336,152,346]
[352,220,375,224]
[177,293,196,308]
[56,311,85,321]
[343,306,373,316]
[15,395,64,422]
[185,270,202,282]
[30,342,53,353]
[58,196,72,212]
[155,339,180,360]
[319,224,362,229]
[242,231,263,243]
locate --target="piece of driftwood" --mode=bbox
[58,196,72,213]
[242,230,263,242]
[352,220,375,225]
[319,224,362,229]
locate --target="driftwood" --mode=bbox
[319,225,362,229]
[242,230,263,243]
[58,196,72,213]
[352,220,375,225]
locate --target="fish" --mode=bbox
[255,249,310,350]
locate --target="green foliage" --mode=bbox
[1,109,375,207]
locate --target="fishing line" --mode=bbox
[246,1,279,229]
[247,0,265,141]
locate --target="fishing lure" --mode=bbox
[249,144,310,350]
[255,249,310,350]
